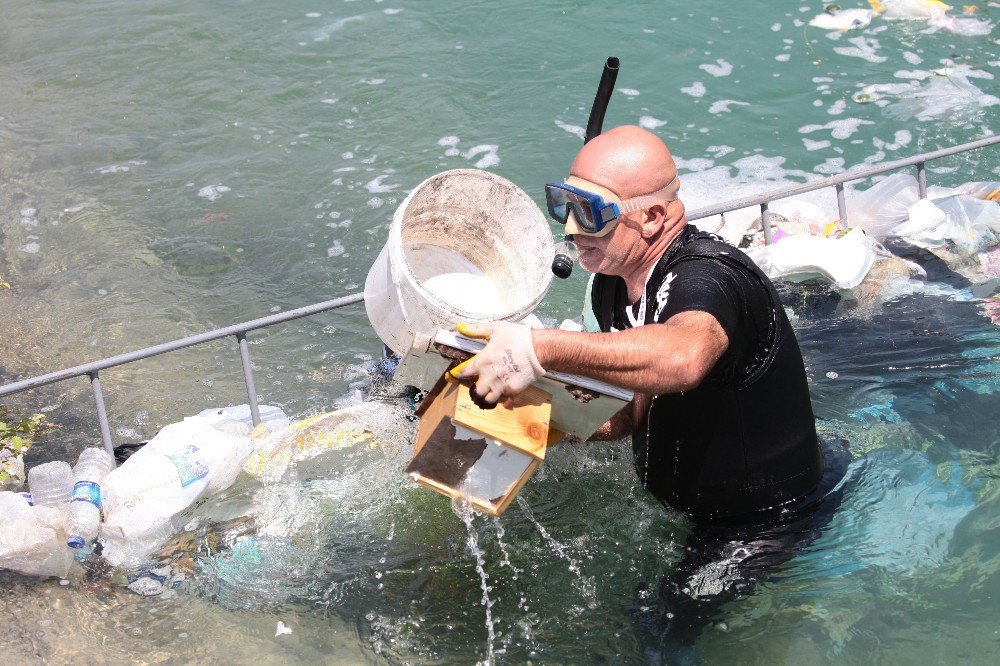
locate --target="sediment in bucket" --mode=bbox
[364,169,554,356]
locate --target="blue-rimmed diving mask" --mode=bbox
[544,175,680,237]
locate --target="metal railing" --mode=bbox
[0,293,363,456]
[1,136,997,458]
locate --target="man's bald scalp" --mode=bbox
[570,125,678,199]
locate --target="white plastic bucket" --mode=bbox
[364,169,554,356]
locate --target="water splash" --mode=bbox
[492,517,521,580]
[516,496,581,577]
[452,497,496,666]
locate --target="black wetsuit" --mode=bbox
[591,226,843,657]
[591,226,823,520]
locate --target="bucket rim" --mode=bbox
[387,168,554,322]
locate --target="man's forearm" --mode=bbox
[531,311,728,395]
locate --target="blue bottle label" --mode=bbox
[166,445,210,488]
[71,481,102,507]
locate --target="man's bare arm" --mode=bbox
[532,310,729,395]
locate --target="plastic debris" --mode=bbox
[275,621,294,637]
[100,418,254,568]
[0,491,73,578]
[746,228,877,289]
[810,8,874,31]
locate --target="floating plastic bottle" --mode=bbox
[27,460,73,507]
[0,491,73,578]
[67,448,116,549]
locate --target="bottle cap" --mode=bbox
[67,536,86,549]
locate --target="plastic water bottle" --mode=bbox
[67,448,116,549]
[27,460,74,507]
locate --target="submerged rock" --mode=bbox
[150,237,237,276]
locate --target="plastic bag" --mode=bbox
[848,173,921,239]
[0,492,73,578]
[746,228,876,289]
[933,195,1000,254]
[100,418,253,567]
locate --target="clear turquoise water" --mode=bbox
[1,0,998,663]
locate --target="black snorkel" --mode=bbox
[552,56,620,279]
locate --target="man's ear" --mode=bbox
[639,203,667,239]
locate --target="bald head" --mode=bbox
[570,126,678,199]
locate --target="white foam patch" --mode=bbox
[833,36,887,63]
[20,242,40,254]
[618,87,641,97]
[313,15,364,41]
[360,78,385,85]
[554,120,585,140]
[877,65,999,122]
[707,145,734,158]
[321,97,338,104]
[771,22,782,32]
[327,241,345,258]
[366,174,397,193]
[675,157,715,172]
[639,115,667,129]
[894,69,931,80]
[828,99,846,115]
[776,54,792,62]
[383,8,403,15]
[305,12,321,18]
[815,157,846,174]
[803,138,831,151]
[903,51,923,65]
[367,197,384,208]
[198,185,230,201]
[681,81,706,98]
[463,144,500,169]
[798,118,875,140]
[873,130,913,151]
[699,59,733,77]
[708,99,750,114]
[438,135,459,147]
[98,165,130,174]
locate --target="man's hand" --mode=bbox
[448,321,545,407]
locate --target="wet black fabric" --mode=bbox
[633,438,852,660]
[591,226,823,519]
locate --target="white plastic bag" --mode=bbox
[100,418,253,567]
[849,174,920,239]
[0,492,73,578]
[746,228,876,289]
[895,198,952,248]
[933,195,1000,254]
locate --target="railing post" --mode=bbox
[88,371,115,459]
[236,332,261,427]
[835,182,847,228]
[917,161,927,199]
[760,202,772,245]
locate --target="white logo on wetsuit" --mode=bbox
[654,271,676,322]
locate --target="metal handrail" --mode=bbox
[1,136,997,458]
[0,292,364,456]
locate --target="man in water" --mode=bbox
[452,125,846,653]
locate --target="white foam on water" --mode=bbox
[873,130,913,151]
[675,156,715,172]
[320,97,337,104]
[313,15,364,41]
[775,54,791,62]
[366,197,384,208]
[878,64,999,121]
[327,241,345,258]
[383,8,403,15]
[895,69,931,80]
[198,185,230,201]
[365,174,397,193]
[815,156,847,174]
[803,138,832,151]
[771,22,782,31]
[463,144,499,169]
[904,51,923,65]
[618,87,640,97]
[833,36,887,63]
[305,12,321,18]
[360,78,385,85]
[798,118,875,140]
[20,242,40,254]
[98,164,130,174]
[20,207,36,217]
[699,58,733,77]
[827,99,846,115]
[639,115,667,129]
[708,99,750,114]
[681,81,706,98]
[437,135,459,146]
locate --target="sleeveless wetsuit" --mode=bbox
[591,226,823,520]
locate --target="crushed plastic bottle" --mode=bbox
[27,460,73,507]
[67,448,116,549]
[100,418,253,567]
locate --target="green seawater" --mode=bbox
[1,0,998,663]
